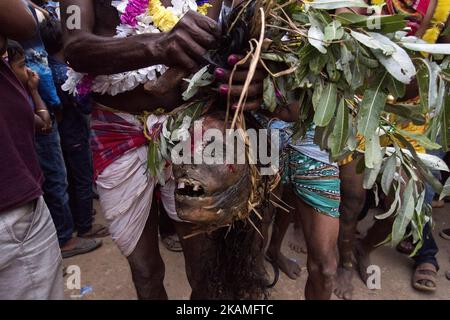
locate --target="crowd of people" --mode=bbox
[0,0,449,300]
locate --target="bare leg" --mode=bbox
[288,217,308,254]
[266,187,302,280]
[296,197,339,300]
[355,216,394,284]
[334,159,366,300]
[126,201,168,300]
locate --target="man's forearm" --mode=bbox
[64,32,164,75]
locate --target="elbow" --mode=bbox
[64,40,89,73]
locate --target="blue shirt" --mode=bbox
[20,5,61,110]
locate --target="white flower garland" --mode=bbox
[63,0,198,96]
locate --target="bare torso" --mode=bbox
[89,0,185,112]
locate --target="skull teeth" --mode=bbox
[178,182,185,189]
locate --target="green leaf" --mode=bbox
[400,43,450,55]
[308,16,327,54]
[182,66,214,101]
[381,154,397,195]
[440,177,450,201]
[309,53,329,75]
[336,12,368,25]
[386,75,406,99]
[396,128,441,150]
[365,135,383,169]
[351,52,365,90]
[324,21,344,43]
[337,44,354,85]
[376,182,400,219]
[330,97,349,157]
[363,162,381,189]
[368,33,416,84]
[392,179,416,246]
[337,13,406,33]
[326,54,341,82]
[298,44,319,65]
[263,77,277,112]
[416,62,429,113]
[357,72,388,137]
[350,31,395,55]
[313,82,337,126]
[308,0,368,10]
[441,91,450,152]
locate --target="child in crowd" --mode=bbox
[6,41,51,134]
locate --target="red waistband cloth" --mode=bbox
[90,105,147,180]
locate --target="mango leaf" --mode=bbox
[416,62,429,112]
[308,16,327,54]
[324,21,344,43]
[330,97,349,156]
[396,128,441,150]
[357,72,387,137]
[368,33,415,84]
[365,135,383,169]
[351,51,365,90]
[440,177,450,201]
[298,44,319,65]
[392,179,416,246]
[363,162,381,189]
[313,82,337,126]
[400,43,450,54]
[441,92,450,152]
[336,12,368,25]
[309,53,329,75]
[376,182,400,219]
[336,44,354,85]
[182,66,214,101]
[337,13,406,33]
[307,0,368,10]
[381,154,397,194]
[350,31,395,55]
[386,75,406,99]
[263,77,277,112]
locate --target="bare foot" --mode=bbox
[334,267,354,300]
[354,240,371,285]
[288,226,307,254]
[266,247,302,280]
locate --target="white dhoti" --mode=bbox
[92,106,180,257]
[96,146,179,257]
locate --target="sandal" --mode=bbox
[412,263,437,292]
[78,223,109,239]
[161,234,183,252]
[439,228,450,240]
[61,237,102,259]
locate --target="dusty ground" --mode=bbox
[64,201,450,300]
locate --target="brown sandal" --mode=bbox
[412,263,437,292]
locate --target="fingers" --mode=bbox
[186,10,221,39]
[228,99,262,112]
[215,67,266,83]
[219,82,263,98]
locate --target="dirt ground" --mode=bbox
[63,201,450,300]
